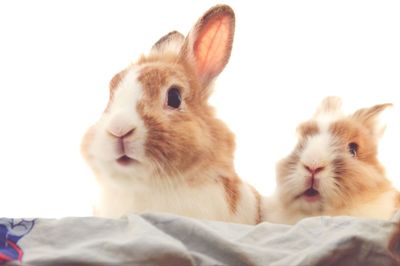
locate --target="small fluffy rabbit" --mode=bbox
[263,97,399,224]
[81,5,262,224]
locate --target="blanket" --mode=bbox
[1,212,400,265]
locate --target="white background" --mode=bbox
[1,0,399,218]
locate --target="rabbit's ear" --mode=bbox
[314,96,343,118]
[352,103,392,138]
[151,31,185,54]
[180,5,235,88]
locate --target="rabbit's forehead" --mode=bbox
[137,63,189,96]
[301,118,369,150]
[138,65,171,90]
[298,118,338,139]
[298,119,344,150]
[295,109,345,139]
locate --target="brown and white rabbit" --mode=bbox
[81,5,262,224]
[263,97,399,224]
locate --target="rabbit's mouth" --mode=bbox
[116,155,138,166]
[303,187,320,202]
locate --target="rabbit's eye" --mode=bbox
[348,142,358,158]
[167,87,181,109]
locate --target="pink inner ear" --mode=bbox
[194,16,232,79]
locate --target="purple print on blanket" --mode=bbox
[0,219,35,264]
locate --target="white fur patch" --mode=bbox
[87,67,149,182]
[315,112,342,132]
[95,174,259,224]
[301,132,336,169]
[107,68,145,138]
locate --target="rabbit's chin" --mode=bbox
[280,187,327,215]
[115,155,140,167]
[88,154,149,184]
[295,195,324,214]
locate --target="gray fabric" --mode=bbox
[3,213,400,266]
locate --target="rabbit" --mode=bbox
[81,5,262,224]
[262,96,400,224]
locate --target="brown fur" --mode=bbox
[81,125,95,162]
[132,60,236,176]
[297,121,319,138]
[330,120,383,169]
[152,31,185,51]
[106,69,128,112]
[109,70,127,93]
[250,185,262,223]
[221,176,240,214]
[327,116,391,208]
[138,46,213,103]
[80,126,104,184]
[131,17,238,178]
[352,103,392,136]
[137,66,183,101]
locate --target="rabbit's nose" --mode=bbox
[107,112,137,138]
[108,126,135,138]
[303,165,325,176]
[111,128,135,139]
